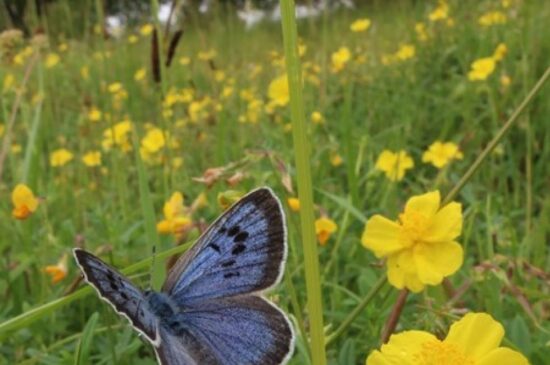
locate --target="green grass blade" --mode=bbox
[74,312,99,365]
[280,1,327,363]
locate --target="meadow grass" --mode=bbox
[0,0,549,364]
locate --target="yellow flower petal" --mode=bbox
[366,331,437,365]
[404,191,440,219]
[413,241,463,285]
[362,215,404,258]
[478,347,530,365]
[424,202,462,242]
[445,313,504,359]
[387,250,425,292]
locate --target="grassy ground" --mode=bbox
[0,0,549,364]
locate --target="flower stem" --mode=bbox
[325,274,387,346]
[280,1,327,364]
[442,66,550,205]
[381,289,409,343]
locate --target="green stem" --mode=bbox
[325,274,387,346]
[442,66,550,205]
[280,1,327,364]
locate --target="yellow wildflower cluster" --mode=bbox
[468,43,508,81]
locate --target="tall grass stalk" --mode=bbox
[280,1,327,364]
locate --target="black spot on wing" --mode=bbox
[208,243,221,253]
[233,231,249,243]
[231,243,246,255]
[227,225,240,237]
[220,259,236,268]
[223,272,240,279]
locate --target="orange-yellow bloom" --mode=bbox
[468,57,496,81]
[267,74,289,108]
[50,148,73,167]
[43,253,68,284]
[350,18,371,32]
[287,198,300,212]
[375,150,414,182]
[362,191,463,292]
[315,217,338,246]
[422,141,463,168]
[331,47,351,72]
[366,313,529,365]
[156,192,192,238]
[12,184,39,219]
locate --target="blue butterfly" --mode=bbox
[74,187,295,365]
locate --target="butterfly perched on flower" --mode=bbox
[74,188,295,364]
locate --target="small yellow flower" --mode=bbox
[134,67,147,81]
[198,49,217,61]
[267,74,289,108]
[493,43,507,62]
[422,141,463,168]
[415,22,429,41]
[82,151,102,167]
[315,217,338,246]
[102,120,132,151]
[179,56,191,65]
[331,47,351,73]
[45,53,60,68]
[141,127,166,154]
[287,198,300,212]
[3,73,15,93]
[88,107,102,122]
[500,74,511,88]
[350,18,371,32]
[375,150,414,182]
[140,23,154,36]
[108,82,123,94]
[43,253,69,284]
[311,111,324,124]
[362,191,463,292]
[80,66,89,80]
[156,192,192,238]
[50,148,74,167]
[396,44,415,61]
[366,313,529,365]
[12,184,39,220]
[478,11,507,27]
[330,152,343,167]
[468,57,496,81]
[428,1,449,22]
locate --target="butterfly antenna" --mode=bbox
[147,245,157,291]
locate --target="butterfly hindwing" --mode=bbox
[73,248,159,345]
[163,188,287,306]
[156,296,294,365]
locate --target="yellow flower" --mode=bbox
[50,148,74,167]
[156,192,192,238]
[102,120,132,151]
[128,34,138,44]
[108,82,123,93]
[350,18,371,32]
[311,111,324,124]
[141,127,166,154]
[422,141,463,168]
[330,152,343,167]
[375,150,414,182]
[140,23,154,36]
[179,56,191,65]
[478,11,507,27]
[12,184,39,220]
[80,66,89,80]
[468,57,496,81]
[43,253,69,284]
[366,313,529,365]
[428,1,449,22]
[362,191,463,292]
[287,198,300,212]
[415,22,429,41]
[198,49,217,61]
[500,74,511,88]
[82,151,102,167]
[396,44,415,61]
[88,107,102,122]
[493,43,507,62]
[316,217,338,246]
[331,47,351,72]
[267,74,289,107]
[134,67,147,81]
[45,53,60,68]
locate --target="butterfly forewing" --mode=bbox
[163,188,287,306]
[73,248,159,345]
[155,296,294,365]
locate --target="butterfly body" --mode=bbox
[74,188,294,365]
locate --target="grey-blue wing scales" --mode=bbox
[73,248,159,344]
[156,296,294,365]
[162,188,287,306]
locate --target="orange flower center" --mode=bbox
[414,340,473,365]
[399,210,430,245]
